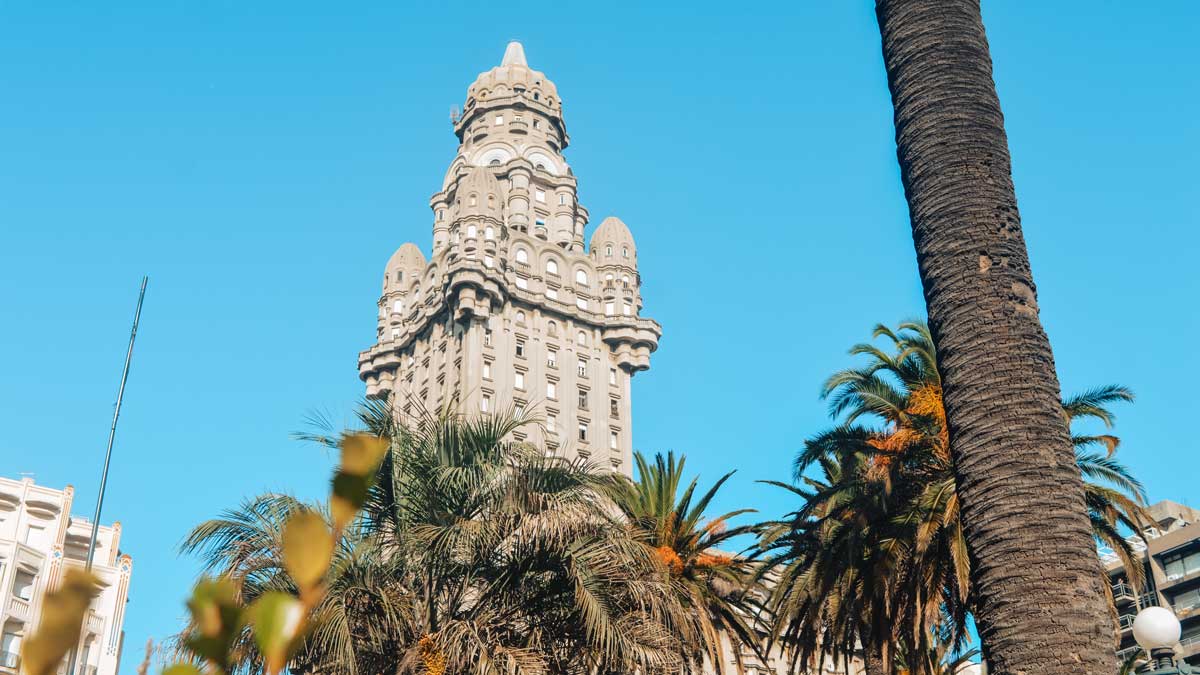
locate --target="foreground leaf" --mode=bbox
[250,592,307,675]
[21,569,101,675]
[282,510,334,594]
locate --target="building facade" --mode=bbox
[0,476,132,675]
[357,42,661,474]
[1104,499,1200,666]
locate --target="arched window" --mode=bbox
[467,224,477,238]
[489,158,502,166]
[622,246,629,259]
[622,275,630,288]
[469,194,478,207]
[516,310,526,325]
[484,226,494,240]
[547,320,558,336]
[605,273,613,282]
[396,270,404,282]
[575,269,588,286]
[393,300,403,313]
[487,194,495,208]
[546,259,559,276]
[515,248,529,264]
[535,163,545,171]
[577,330,587,346]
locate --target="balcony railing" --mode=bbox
[1118,613,1137,632]
[86,610,104,635]
[1112,581,1137,604]
[0,651,19,670]
[1139,592,1159,609]
[1116,645,1141,661]
[7,596,30,621]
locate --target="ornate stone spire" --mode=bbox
[501,41,527,67]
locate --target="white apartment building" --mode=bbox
[0,476,132,675]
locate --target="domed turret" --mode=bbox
[450,166,506,220]
[590,216,637,268]
[383,242,427,292]
[462,42,563,122]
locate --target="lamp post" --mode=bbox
[1132,606,1194,674]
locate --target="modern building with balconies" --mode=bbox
[0,476,132,675]
[1104,499,1200,665]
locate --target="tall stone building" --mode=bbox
[358,42,661,474]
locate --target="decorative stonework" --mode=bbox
[359,43,661,475]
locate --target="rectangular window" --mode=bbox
[605,302,614,316]
[516,340,525,358]
[1165,551,1200,580]
[547,349,557,368]
[546,288,558,300]
[623,303,632,316]
[483,361,492,380]
[547,381,557,399]
[610,398,619,417]
[494,115,504,125]
[576,297,587,310]
[558,193,567,206]
[535,218,545,228]
[610,431,619,450]
[546,414,556,433]
[577,358,587,377]
[484,329,493,347]
[533,119,541,129]
[1174,588,1200,613]
[481,395,491,413]
[610,368,617,385]
[578,422,588,442]
[391,328,400,339]
[516,276,528,289]
[535,189,546,203]
[484,255,494,268]
[578,388,588,409]
[13,570,35,601]
[515,371,525,390]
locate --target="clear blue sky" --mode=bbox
[1,2,1196,671]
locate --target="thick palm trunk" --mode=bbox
[873,1,1116,673]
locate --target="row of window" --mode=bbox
[476,397,621,451]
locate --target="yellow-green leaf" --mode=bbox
[250,592,306,675]
[282,511,334,592]
[329,434,387,530]
[340,433,388,476]
[21,569,101,675]
[183,577,243,670]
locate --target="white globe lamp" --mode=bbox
[1134,606,1181,652]
[1132,606,1191,673]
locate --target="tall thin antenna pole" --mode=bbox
[66,276,147,675]
[85,275,148,570]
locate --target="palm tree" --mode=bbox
[179,495,414,675]
[607,451,764,675]
[182,402,689,675]
[875,1,1121,670]
[756,321,1150,674]
[357,402,686,675]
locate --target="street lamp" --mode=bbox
[1132,606,1193,673]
